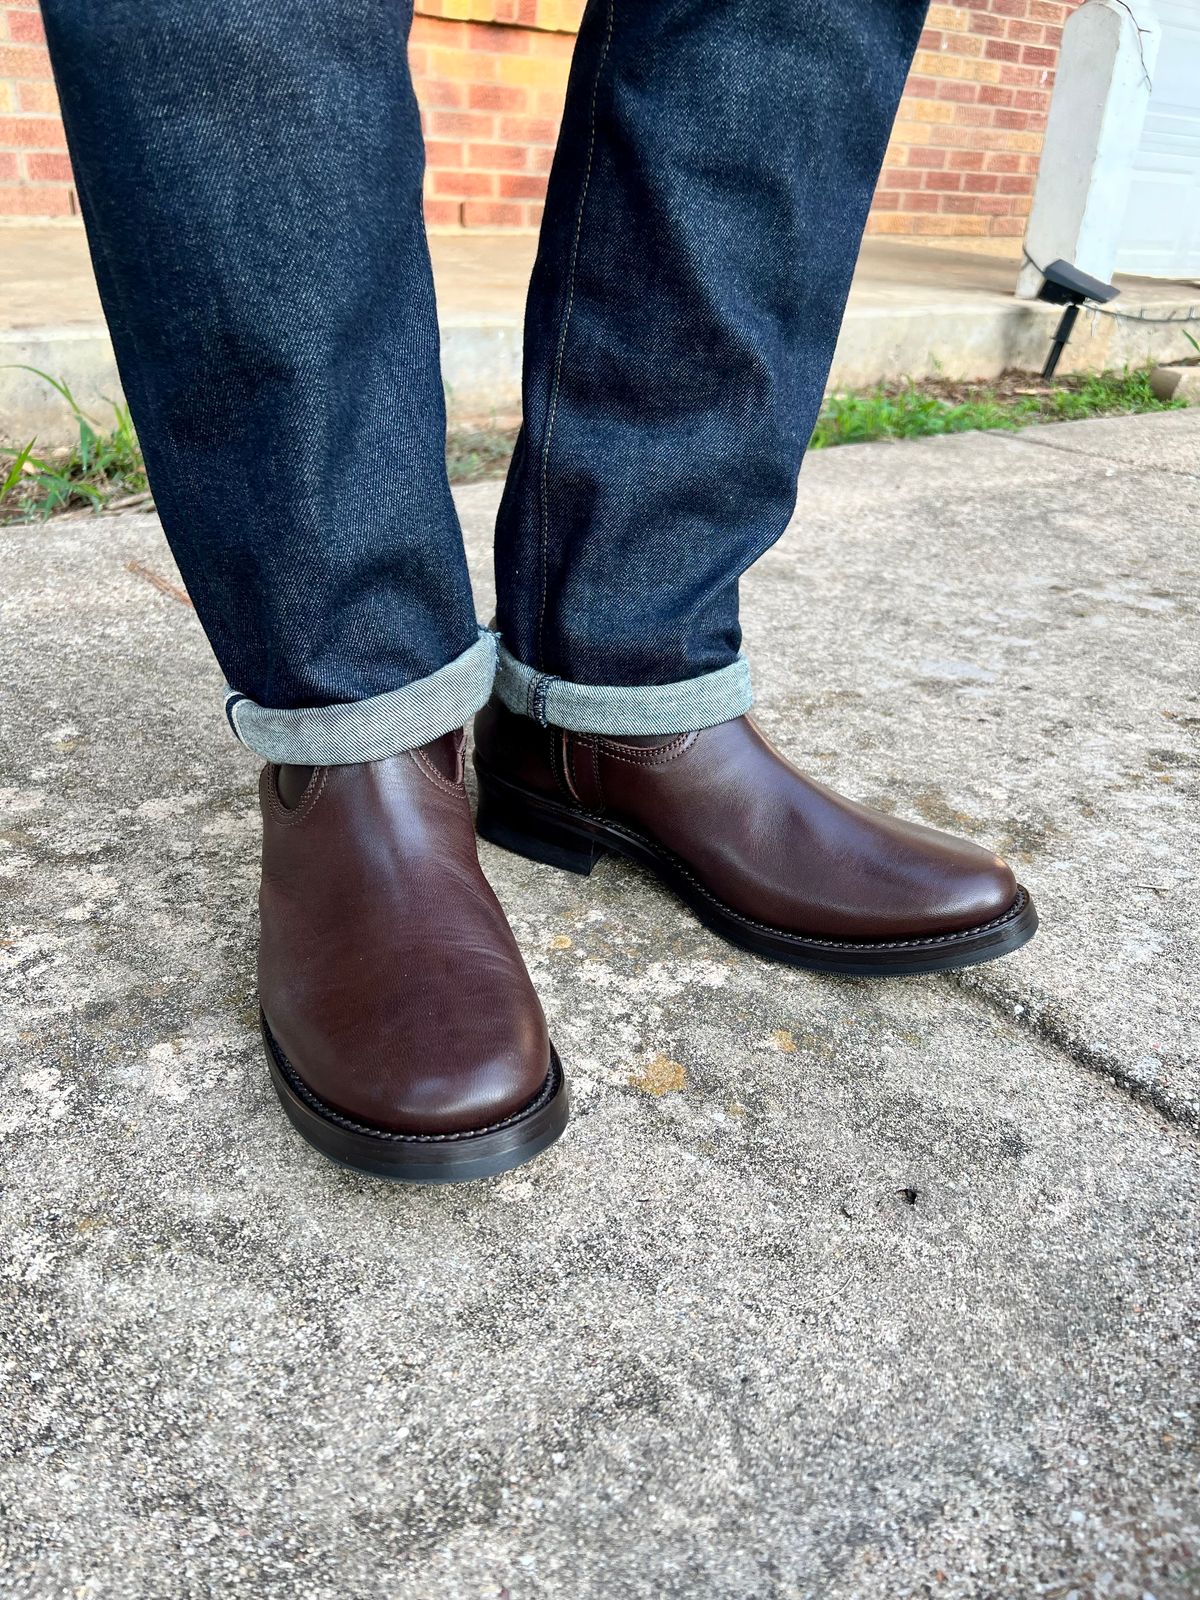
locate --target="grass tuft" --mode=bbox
[1,366,148,522]
[809,367,1183,449]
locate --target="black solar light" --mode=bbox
[1037,258,1120,380]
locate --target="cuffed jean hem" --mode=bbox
[223,627,498,764]
[493,640,753,737]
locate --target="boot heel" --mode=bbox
[476,780,606,876]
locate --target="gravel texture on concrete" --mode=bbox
[1,413,1197,1599]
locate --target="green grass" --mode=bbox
[1,367,148,522]
[810,367,1183,449]
[1,365,1187,524]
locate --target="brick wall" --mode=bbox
[1,0,1075,248]
[870,0,1080,248]
[412,0,581,230]
[0,1,70,218]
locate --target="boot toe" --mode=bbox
[931,842,1020,935]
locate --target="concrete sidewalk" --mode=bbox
[1,413,1198,1598]
[3,225,1199,442]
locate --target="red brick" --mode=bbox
[903,191,941,213]
[985,151,1022,172]
[989,0,1029,15]
[411,16,464,45]
[978,83,1014,105]
[432,168,494,197]
[461,200,524,226]
[498,113,559,143]
[956,102,998,126]
[467,140,527,169]
[422,198,461,228]
[0,182,73,215]
[957,193,1015,215]
[998,61,1039,85]
[906,146,948,168]
[1013,87,1049,109]
[467,22,528,52]
[428,108,495,138]
[16,81,58,113]
[418,79,467,108]
[498,172,547,199]
[962,171,1000,192]
[6,8,46,42]
[1029,0,1067,18]
[984,37,1022,60]
[918,28,945,50]
[423,139,464,167]
[879,168,926,190]
[947,149,986,171]
[1006,18,1044,41]
[968,10,1007,35]
[0,114,66,148]
[998,173,1035,193]
[0,151,16,180]
[524,203,544,228]
[872,189,901,211]
[941,193,987,214]
[0,41,50,76]
[994,108,1034,129]
[1021,44,1056,65]
[24,150,72,180]
[467,82,526,111]
[935,78,980,102]
[924,170,962,190]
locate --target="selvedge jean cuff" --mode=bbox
[493,640,753,737]
[224,627,498,765]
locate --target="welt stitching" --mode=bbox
[486,768,1028,953]
[593,808,1028,951]
[266,1019,561,1142]
[534,0,614,665]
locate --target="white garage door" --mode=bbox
[1116,0,1200,278]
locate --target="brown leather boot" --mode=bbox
[473,701,1036,976]
[258,731,567,1181]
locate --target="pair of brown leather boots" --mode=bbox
[258,700,1036,1183]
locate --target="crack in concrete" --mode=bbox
[951,969,1199,1140]
[1010,429,1200,480]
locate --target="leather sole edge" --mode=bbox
[261,1012,570,1183]
[475,764,1039,977]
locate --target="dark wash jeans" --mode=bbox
[41,0,926,763]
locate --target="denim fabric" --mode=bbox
[494,640,752,737]
[40,0,479,728]
[225,628,498,764]
[41,0,926,758]
[495,0,928,689]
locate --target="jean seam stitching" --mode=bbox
[534,0,615,668]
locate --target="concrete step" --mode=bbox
[2,225,1197,444]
